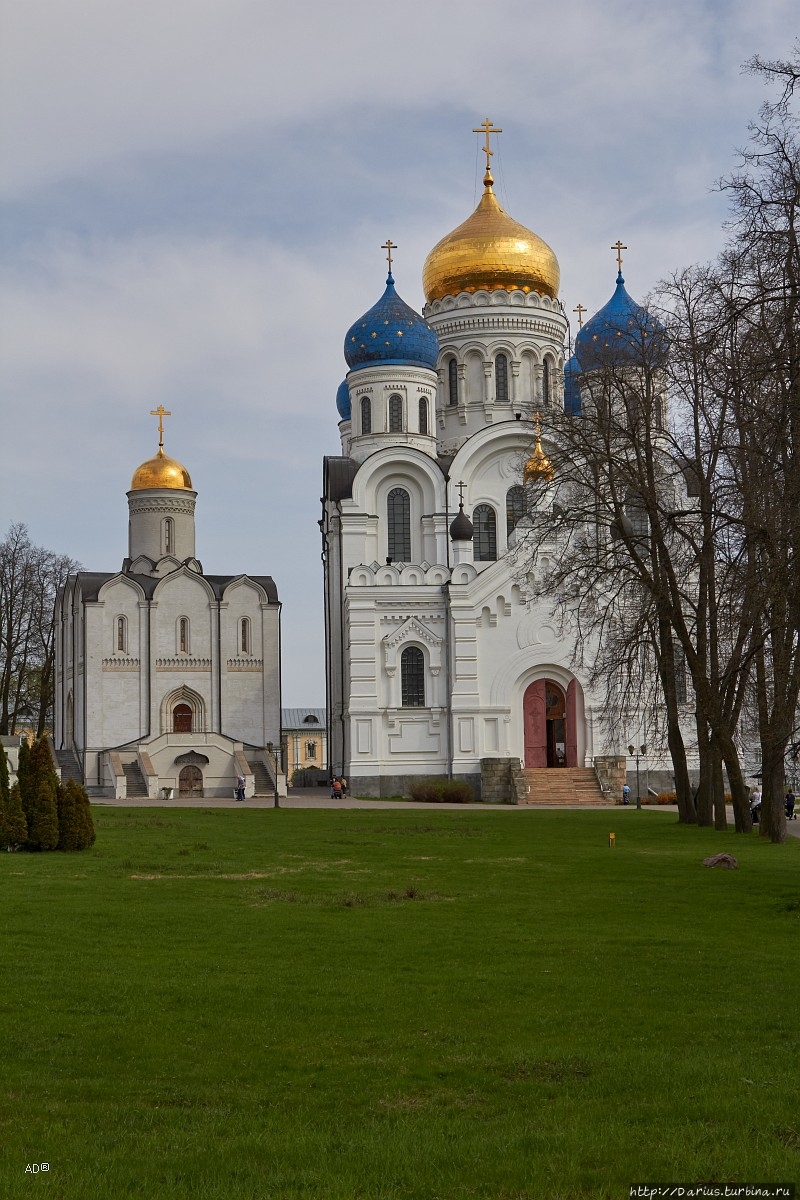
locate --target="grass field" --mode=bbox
[1,806,798,1199]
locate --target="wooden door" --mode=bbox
[566,679,579,767]
[178,765,203,796]
[173,703,192,733]
[523,679,547,767]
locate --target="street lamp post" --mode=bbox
[267,742,280,808]
[627,743,648,810]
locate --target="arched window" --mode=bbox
[116,616,127,653]
[179,617,190,655]
[542,360,551,405]
[506,486,525,537]
[387,488,411,562]
[389,394,403,432]
[625,489,649,540]
[448,358,458,406]
[240,617,250,655]
[419,397,428,435]
[163,517,174,556]
[474,504,498,561]
[360,396,372,435]
[401,646,425,707]
[495,353,509,403]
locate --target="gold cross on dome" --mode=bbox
[381,239,397,274]
[472,118,503,171]
[573,302,587,328]
[611,240,627,273]
[149,405,171,451]
[533,410,542,437]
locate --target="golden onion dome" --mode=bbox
[422,170,560,303]
[523,414,554,484]
[130,447,192,491]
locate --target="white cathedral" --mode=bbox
[54,412,284,800]
[322,129,675,801]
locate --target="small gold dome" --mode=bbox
[130,448,192,491]
[422,171,560,303]
[523,414,555,484]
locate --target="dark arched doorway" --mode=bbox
[178,765,203,796]
[523,678,579,767]
[173,703,192,733]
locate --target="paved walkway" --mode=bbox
[88,790,799,835]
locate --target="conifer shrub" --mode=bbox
[28,781,59,850]
[409,778,475,803]
[3,782,29,848]
[57,779,96,851]
[17,739,32,827]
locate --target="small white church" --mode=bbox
[322,124,686,800]
[54,410,284,800]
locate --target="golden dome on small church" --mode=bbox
[422,169,560,304]
[130,406,193,491]
[130,448,193,491]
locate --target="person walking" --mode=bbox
[622,784,631,806]
[331,777,343,799]
[235,774,246,802]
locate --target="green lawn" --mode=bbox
[1,807,798,1199]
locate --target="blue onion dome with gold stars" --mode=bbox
[336,379,351,420]
[344,272,439,372]
[563,354,582,416]
[575,272,667,371]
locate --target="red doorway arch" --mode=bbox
[523,678,580,767]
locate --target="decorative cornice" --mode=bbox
[102,657,140,671]
[156,657,212,671]
[430,315,565,339]
[128,496,196,515]
[227,658,263,672]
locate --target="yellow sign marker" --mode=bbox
[608,832,616,847]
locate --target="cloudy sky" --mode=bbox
[0,0,793,705]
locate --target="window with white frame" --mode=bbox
[387,487,411,562]
[495,353,509,403]
[401,646,425,707]
[388,394,403,433]
[474,504,498,561]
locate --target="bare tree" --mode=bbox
[0,524,81,737]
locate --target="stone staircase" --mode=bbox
[122,762,148,798]
[249,759,273,796]
[55,748,83,784]
[517,768,608,806]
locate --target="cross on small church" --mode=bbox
[611,240,627,273]
[150,405,171,451]
[381,239,397,274]
[472,118,502,171]
[573,302,587,328]
[456,480,467,507]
